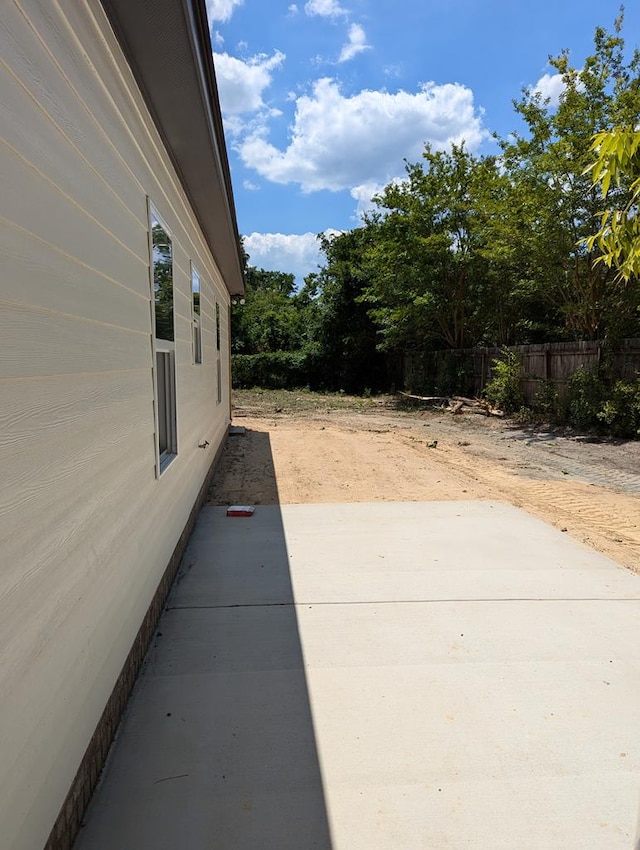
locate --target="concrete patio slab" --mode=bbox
[75,502,640,849]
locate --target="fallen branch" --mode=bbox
[398,391,504,418]
[398,391,448,405]
[451,396,479,406]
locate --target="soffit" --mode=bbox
[101,0,245,295]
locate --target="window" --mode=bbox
[215,302,222,404]
[191,264,202,365]
[151,211,174,343]
[156,349,176,458]
[150,205,177,472]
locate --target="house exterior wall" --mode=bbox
[0,1,233,847]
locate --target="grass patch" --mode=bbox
[232,388,396,417]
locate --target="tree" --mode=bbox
[245,266,296,297]
[231,249,304,354]
[585,127,640,282]
[361,146,475,351]
[499,12,640,341]
[309,226,388,392]
[469,155,563,344]
[361,144,533,351]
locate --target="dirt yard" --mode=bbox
[208,389,640,573]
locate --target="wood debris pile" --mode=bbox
[398,391,504,418]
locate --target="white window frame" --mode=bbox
[155,341,177,471]
[148,201,178,476]
[191,262,202,365]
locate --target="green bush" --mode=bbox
[566,368,606,430]
[532,379,560,419]
[597,379,640,437]
[564,369,640,436]
[484,350,524,413]
[232,351,310,389]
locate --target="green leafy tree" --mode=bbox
[360,145,479,351]
[361,144,534,351]
[585,127,640,283]
[471,155,565,343]
[309,226,388,391]
[231,251,304,354]
[500,13,640,341]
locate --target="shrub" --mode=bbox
[484,350,524,413]
[232,351,309,389]
[566,367,606,430]
[597,379,640,437]
[532,379,561,420]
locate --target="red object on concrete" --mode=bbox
[226,506,255,517]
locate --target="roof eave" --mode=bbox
[100,0,245,296]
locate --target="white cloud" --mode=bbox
[339,23,371,63]
[304,0,347,18]
[240,78,487,193]
[243,180,260,191]
[206,0,243,23]
[350,181,389,219]
[383,64,402,79]
[213,50,285,116]
[531,72,565,106]
[243,231,340,282]
[288,3,299,12]
[212,30,224,47]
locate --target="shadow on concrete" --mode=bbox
[74,432,333,849]
[207,428,281,506]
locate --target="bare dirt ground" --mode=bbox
[209,389,640,573]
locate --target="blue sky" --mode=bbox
[206,0,640,283]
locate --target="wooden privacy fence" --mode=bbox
[403,339,640,404]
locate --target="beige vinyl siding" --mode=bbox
[0,219,151,331]
[0,1,232,847]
